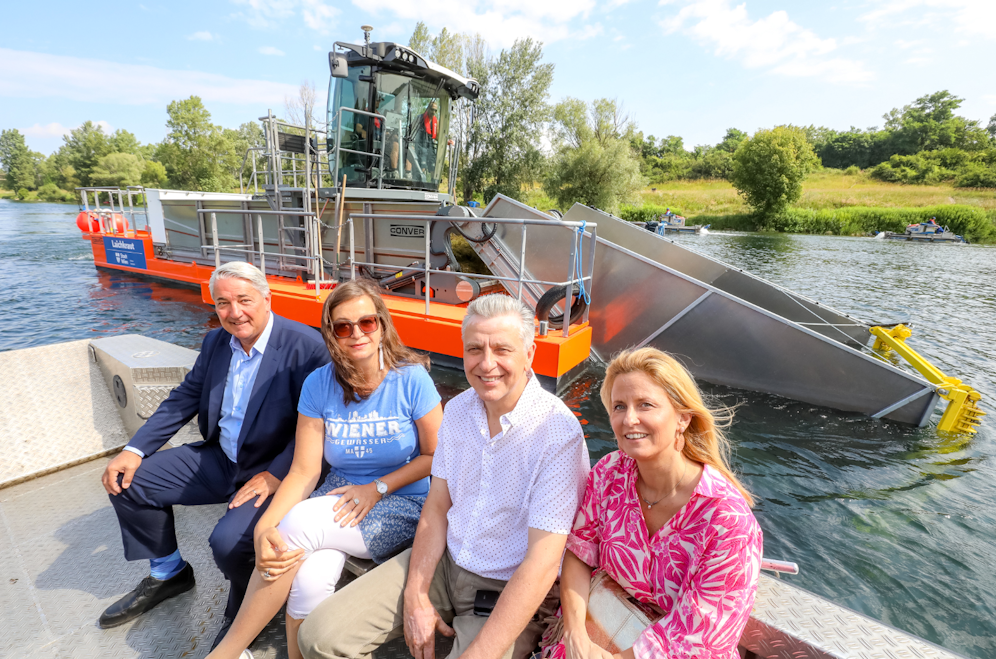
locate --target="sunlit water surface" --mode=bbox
[2,201,994,657]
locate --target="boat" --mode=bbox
[639,212,708,235]
[0,334,969,659]
[876,220,966,243]
[70,28,982,435]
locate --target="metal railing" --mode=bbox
[196,208,325,283]
[330,106,386,191]
[77,186,149,235]
[344,213,597,336]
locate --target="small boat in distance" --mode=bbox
[639,210,708,235]
[876,218,966,243]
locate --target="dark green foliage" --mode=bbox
[697,205,996,244]
[618,204,682,223]
[544,98,643,213]
[730,126,819,215]
[463,38,553,202]
[870,148,996,187]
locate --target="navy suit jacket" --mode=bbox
[127,313,330,480]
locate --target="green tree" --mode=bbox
[730,126,819,216]
[463,38,553,202]
[884,90,988,153]
[545,98,642,213]
[222,121,266,188]
[91,152,144,187]
[141,160,168,188]
[408,21,433,56]
[156,96,234,191]
[0,129,30,186]
[987,113,996,140]
[109,129,142,155]
[61,121,112,186]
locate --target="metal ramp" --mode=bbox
[476,197,938,426]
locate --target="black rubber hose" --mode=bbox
[535,283,588,329]
[454,221,497,243]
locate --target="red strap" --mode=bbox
[423,114,437,139]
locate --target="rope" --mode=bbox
[574,220,591,305]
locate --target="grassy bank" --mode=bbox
[611,169,996,244]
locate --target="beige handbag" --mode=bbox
[541,570,664,654]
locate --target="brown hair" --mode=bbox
[600,347,754,506]
[320,279,430,405]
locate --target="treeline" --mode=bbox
[0,98,264,202]
[3,23,995,215]
[635,90,996,188]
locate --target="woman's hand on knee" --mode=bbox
[255,527,304,579]
[329,483,381,528]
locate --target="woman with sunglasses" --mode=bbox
[208,279,442,659]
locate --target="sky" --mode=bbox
[2,0,995,156]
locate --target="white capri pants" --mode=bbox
[277,495,372,620]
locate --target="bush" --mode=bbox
[681,205,996,243]
[37,183,73,202]
[844,165,860,175]
[16,188,29,200]
[954,163,996,188]
[618,204,684,223]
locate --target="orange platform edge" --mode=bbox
[83,229,593,381]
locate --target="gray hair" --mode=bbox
[462,294,535,348]
[208,261,270,299]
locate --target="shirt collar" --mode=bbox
[229,311,274,357]
[474,370,539,440]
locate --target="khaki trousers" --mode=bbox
[298,548,553,659]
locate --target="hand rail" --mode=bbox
[331,107,387,191]
[344,212,597,328]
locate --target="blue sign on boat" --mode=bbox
[102,237,147,269]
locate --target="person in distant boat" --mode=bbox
[98,261,329,647]
[208,279,442,659]
[540,348,762,659]
[298,294,591,659]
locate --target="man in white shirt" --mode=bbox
[300,294,590,659]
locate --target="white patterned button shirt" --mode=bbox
[431,372,590,581]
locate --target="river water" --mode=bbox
[2,201,994,657]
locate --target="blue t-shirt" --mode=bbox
[298,363,441,496]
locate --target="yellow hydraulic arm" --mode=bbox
[870,325,985,434]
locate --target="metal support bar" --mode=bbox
[257,214,265,274]
[870,387,934,419]
[637,291,713,349]
[211,213,220,269]
[424,219,431,316]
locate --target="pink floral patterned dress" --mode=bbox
[548,451,762,659]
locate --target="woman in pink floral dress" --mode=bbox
[546,347,762,659]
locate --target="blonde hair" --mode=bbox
[600,347,754,507]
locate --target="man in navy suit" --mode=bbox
[98,261,329,641]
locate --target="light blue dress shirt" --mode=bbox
[217,311,275,463]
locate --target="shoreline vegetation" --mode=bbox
[6,167,996,243]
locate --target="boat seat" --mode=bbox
[344,555,380,577]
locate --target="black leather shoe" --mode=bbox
[98,563,195,629]
[211,615,234,650]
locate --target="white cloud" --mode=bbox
[353,0,596,47]
[22,120,114,138]
[861,0,996,39]
[660,0,874,83]
[188,31,215,41]
[231,0,340,34]
[259,46,286,56]
[21,122,73,138]
[0,48,299,106]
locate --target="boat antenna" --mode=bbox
[361,25,373,46]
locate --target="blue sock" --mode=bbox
[149,549,186,581]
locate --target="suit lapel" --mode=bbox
[207,335,234,440]
[237,317,283,452]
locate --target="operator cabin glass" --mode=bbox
[328,66,450,192]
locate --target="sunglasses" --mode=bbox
[331,314,380,339]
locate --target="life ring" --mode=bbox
[535,283,587,329]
